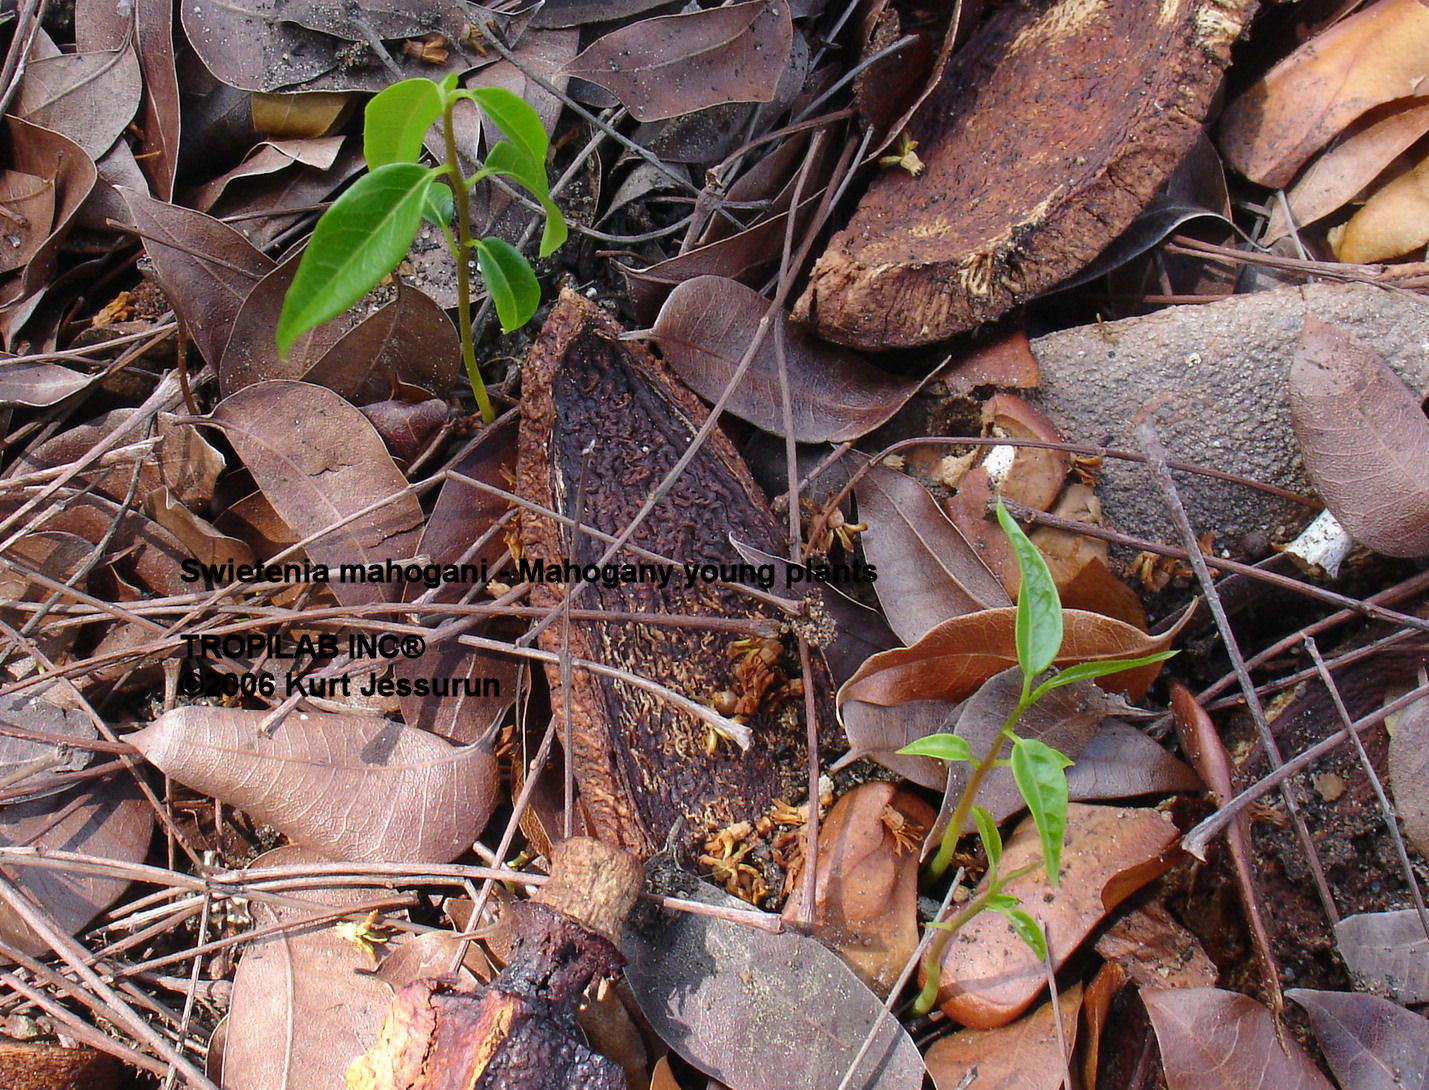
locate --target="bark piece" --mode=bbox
[796,0,1253,348]
[516,290,821,857]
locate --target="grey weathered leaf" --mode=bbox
[0,693,98,804]
[624,878,926,1089]
[856,464,1009,643]
[1288,988,1429,1090]
[1334,911,1429,1004]
[15,45,142,159]
[1290,316,1429,557]
[654,277,922,442]
[1388,690,1429,857]
[129,706,498,863]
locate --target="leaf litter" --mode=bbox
[4,0,1429,1087]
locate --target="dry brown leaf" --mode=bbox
[1288,988,1429,1090]
[129,706,498,863]
[1142,987,1335,1090]
[781,781,934,996]
[1268,98,1429,240]
[1388,689,1429,856]
[210,380,425,606]
[1289,316,1429,558]
[924,983,1081,1090]
[927,804,1179,1028]
[983,394,1068,514]
[562,0,793,122]
[856,464,1010,644]
[15,44,142,160]
[1220,0,1429,188]
[1335,910,1429,1004]
[250,91,353,138]
[143,487,256,572]
[1329,150,1429,262]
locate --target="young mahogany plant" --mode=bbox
[898,499,1175,1015]
[277,75,567,424]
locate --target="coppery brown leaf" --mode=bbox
[855,464,1009,643]
[1289,316,1429,558]
[211,380,424,607]
[128,707,498,863]
[562,0,793,122]
[1288,988,1429,1090]
[1142,987,1335,1090]
[1329,151,1429,263]
[924,985,1081,1090]
[928,805,1178,1028]
[654,277,923,443]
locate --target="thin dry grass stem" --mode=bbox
[1139,420,1339,959]
[1302,637,1429,942]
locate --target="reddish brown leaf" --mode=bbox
[562,0,793,122]
[1288,988,1429,1090]
[855,464,1009,643]
[653,276,922,443]
[1094,904,1218,991]
[1065,721,1202,801]
[1220,0,1429,188]
[210,380,424,608]
[928,804,1179,1027]
[1334,911,1429,1004]
[925,984,1081,1090]
[129,706,498,863]
[982,393,1068,514]
[1289,316,1429,558]
[782,782,934,996]
[1142,987,1335,1090]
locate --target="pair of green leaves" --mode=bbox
[276,76,567,357]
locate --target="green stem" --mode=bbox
[925,696,1031,881]
[442,99,495,425]
[911,860,1045,1017]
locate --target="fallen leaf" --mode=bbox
[1220,0,1429,188]
[653,277,923,443]
[856,464,1010,644]
[1287,988,1429,1090]
[0,776,152,956]
[144,487,256,572]
[210,380,425,607]
[1388,689,1429,856]
[1142,987,1335,1090]
[128,706,498,863]
[782,782,934,997]
[924,984,1081,1090]
[623,877,926,1089]
[222,845,399,1090]
[1329,151,1429,262]
[0,692,98,804]
[250,93,353,139]
[1334,910,1429,1004]
[983,394,1068,515]
[1064,721,1202,801]
[0,170,56,276]
[1095,904,1218,990]
[928,804,1179,1027]
[562,0,793,122]
[15,44,142,160]
[1289,316,1429,558]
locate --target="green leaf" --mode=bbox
[983,891,1018,913]
[1030,650,1179,702]
[972,806,1002,867]
[364,79,444,168]
[484,141,567,258]
[1010,736,1073,888]
[464,86,549,172]
[1000,909,1048,960]
[277,163,434,357]
[897,734,975,764]
[423,182,454,227]
[996,499,1062,679]
[475,236,539,332]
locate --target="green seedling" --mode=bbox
[898,499,1176,1015]
[277,75,567,424]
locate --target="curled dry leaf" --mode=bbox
[0,777,152,956]
[924,984,1082,1090]
[1220,0,1429,189]
[0,171,56,277]
[222,845,398,1090]
[144,487,256,571]
[562,0,793,122]
[653,277,924,443]
[623,876,926,1089]
[1329,151,1429,263]
[855,464,1009,644]
[128,706,498,863]
[1334,910,1429,1004]
[2,117,96,317]
[1289,316,1429,558]
[211,380,425,607]
[1141,987,1334,1090]
[1388,689,1429,857]
[1287,988,1429,1090]
[982,393,1068,515]
[927,804,1179,1028]
[781,781,934,997]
